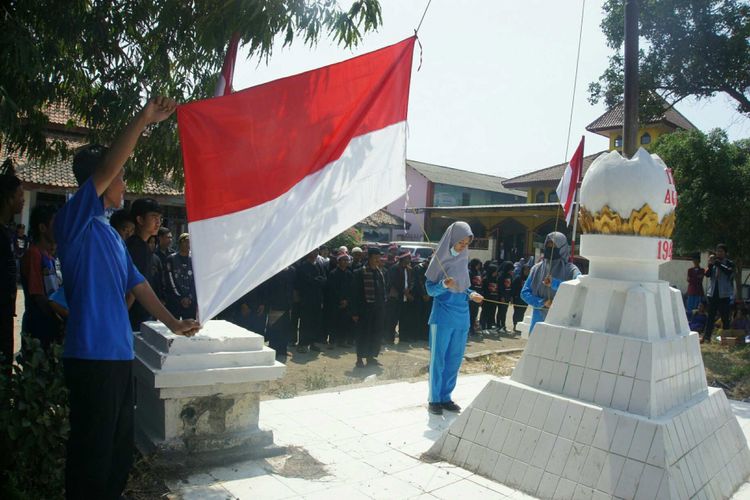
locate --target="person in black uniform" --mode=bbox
[351,247,386,368]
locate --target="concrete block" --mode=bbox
[464,443,486,471]
[506,459,528,488]
[579,446,607,487]
[501,386,523,419]
[441,433,460,461]
[448,407,471,438]
[561,442,590,483]
[478,448,499,477]
[614,458,645,499]
[543,398,568,435]
[521,465,544,495]
[611,375,634,411]
[486,380,510,415]
[619,338,641,377]
[594,372,617,407]
[530,431,556,469]
[579,368,599,401]
[575,407,601,446]
[601,336,624,374]
[501,421,526,457]
[586,334,608,370]
[536,472,560,499]
[549,361,568,393]
[538,326,561,360]
[516,427,541,463]
[628,379,651,416]
[528,393,553,429]
[452,438,472,466]
[488,417,511,452]
[635,464,665,500]
[562,365,584,398]
[592,411,619,451]
[491,452,513,484]
[610,416,638,456]
[571,330,592,367]
[629,420,657,462]
[554,477,577,500]
[534,358,554,390]
[545,436,573,476]
[462,409,485,442]
[558,403,585,441]
[476,411,498,444]
[555,329,575,362]
[573,484,596,500]
[514,389,538,424]
[636,342,653,381]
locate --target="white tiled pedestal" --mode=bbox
[430,235,750,499]
[134,320,286,465]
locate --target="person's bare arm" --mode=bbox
[92,96,178,197]
[131,281,200,336]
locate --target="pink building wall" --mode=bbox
[385,164,429,241]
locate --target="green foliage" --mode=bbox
[652,128,750,267]
[0,336,69,500]
[0,0,383,186]
[589,0,750,116]
[325,227,363,250]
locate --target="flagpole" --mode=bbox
[570,184,581,259]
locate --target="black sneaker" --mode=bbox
[428,403,443,415]
[355,359,365,368]
[442,401,461,412]
[366,357,382,366]
[310,343,322,352]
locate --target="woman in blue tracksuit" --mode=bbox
[425,221,484,415]
[522,231,581,334]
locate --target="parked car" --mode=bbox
[389,241,437,263]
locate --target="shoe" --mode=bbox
[366,357,382,366]
[355,359,365,368]
[310,343,322,352]
[327,343,335,350]
[442,401,461,412]
[297,345,308,353]
[428,403,443,415]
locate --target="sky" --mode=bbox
[232,0,750,180]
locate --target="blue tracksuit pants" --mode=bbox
[428,323,468,404]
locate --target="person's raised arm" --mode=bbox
[92,96,178,197]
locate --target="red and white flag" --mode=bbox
[555,136,585,225]
[213,32,241,97]
[178,37,416,322]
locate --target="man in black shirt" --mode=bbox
[126,198,163,331]
[166,233,197,319]
[352,247,387,368]
[296,249,326,353]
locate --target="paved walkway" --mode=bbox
[168,374,750,499]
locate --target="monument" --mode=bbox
[133,320,285,465]
[429,149,750,499]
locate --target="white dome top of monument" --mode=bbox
[580,148,676,221]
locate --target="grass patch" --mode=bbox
[701,343,750,400]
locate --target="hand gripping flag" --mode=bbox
[555,136,585,225]
[178,37,416,322]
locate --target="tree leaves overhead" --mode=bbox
[653,129,750,267]
[589,0,750,118]
[0,0,383,187]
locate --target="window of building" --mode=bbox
[614,135,623,148]
[640,132,651,145]
[548,191,558,203]
[535,191,546,203]
[462,192,471,205]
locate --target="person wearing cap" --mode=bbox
[126,197,163,330]
[166,233,197,320]
[351,247,387,367]
[52,96,200,499]
[350,246,364,272]
[424,222,484,415]
[296,248,327,352]
[326,251,354,347]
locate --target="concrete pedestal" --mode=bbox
[134,320,285,466]
[430,235,750,499]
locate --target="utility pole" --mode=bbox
[623,0,639,158]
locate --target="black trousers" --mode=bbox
[1,303,14,379]
[298,302,321,346]
[357,303,384,358]
[704,295,731,341]
[64,359,134,500]
[512,302,527,326]
[481,303,497,329]
[468,301,479,333]
[385,298,401,343]
[267,311,291,357]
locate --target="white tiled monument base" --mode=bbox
[134,320,285,464]
[429,379,750,499]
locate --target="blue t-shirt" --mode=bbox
[426,279,470,329]
[54,178,144,360]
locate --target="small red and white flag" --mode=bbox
[178,37,416,322]
[555,136,585,225]
[213,32,241,97]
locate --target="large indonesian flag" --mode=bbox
[177,37,416,322]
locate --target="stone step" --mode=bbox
[134,335,276,371]
[139,320,264,354]
[134,357,286,389]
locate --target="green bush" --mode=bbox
[0,336,69,499]
[325,227,363,251]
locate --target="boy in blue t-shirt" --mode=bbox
[54,96,200,500]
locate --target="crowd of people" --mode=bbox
[685,244,749,342]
